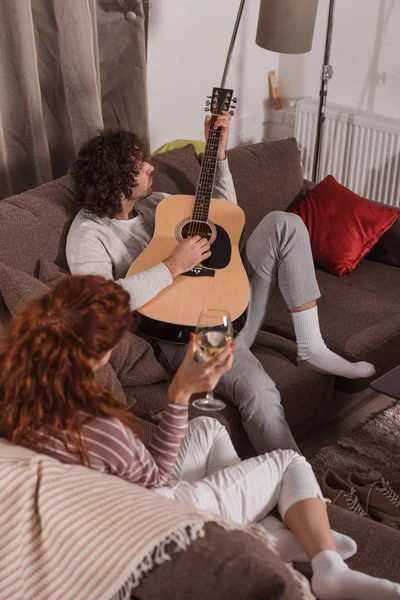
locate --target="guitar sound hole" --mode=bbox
[181,221,213,241]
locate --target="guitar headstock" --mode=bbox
[205,87,237,117]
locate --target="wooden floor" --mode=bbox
[297,390,395,460]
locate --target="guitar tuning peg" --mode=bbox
[229,110,235,116]
[232,98,238,103]
[205,101,211,106]
[204,108,210,112]
[207,96,212,99]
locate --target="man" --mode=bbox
[66,113,375,453]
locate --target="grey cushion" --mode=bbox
[38,259,69,286]
[226,138,305,245]
[0,201,41,276]
[94,362,127,406]
[0,174,78,275]
[252,334,335,427]
[0,262,49,314]
[150,144,201,196]
[0,261,168,407]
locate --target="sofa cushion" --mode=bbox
[0,262,49,314]
[150,144,201,195]
[110,330,169,390]
[0,201,42,276]
[94,362,127,405]
[288,175,399,276]
[36,262,169,394]
[264,260,400,387]
[0,298,11,333]
[0,262,167,405]
[252,336,335,427]
[226,138,305,245]
[0,174,78,275]
[0,262,127,404]
[134,522,311,600]
[38,260,69,286]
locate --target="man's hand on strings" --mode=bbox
[204,110,232,161]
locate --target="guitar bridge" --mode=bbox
[183,267,215,278]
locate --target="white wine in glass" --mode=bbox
[192,309,233,411]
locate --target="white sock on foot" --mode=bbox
[311,550,400,600]
[291,306,375,379]
[261,516,357,563]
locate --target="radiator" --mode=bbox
[295,99,400,208]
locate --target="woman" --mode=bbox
[0,275,398,600]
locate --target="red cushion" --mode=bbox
[288,176,399,276]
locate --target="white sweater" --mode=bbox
[66,159,237,310]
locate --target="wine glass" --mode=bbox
[192,309,233,411]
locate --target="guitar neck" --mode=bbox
[193,115,222,222]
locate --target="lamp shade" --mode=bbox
[256,0,318,54]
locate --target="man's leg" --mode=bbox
[216,336,299,452]
[242,211,375,379]
[158,338,298,453]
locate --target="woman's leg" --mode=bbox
[158,447,400,599]
[270,452,400,600]
[259,515,356,564]
[170,416,241,483]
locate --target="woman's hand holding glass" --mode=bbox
[166,338,234,405]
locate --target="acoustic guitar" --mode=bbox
[126,87,250,343]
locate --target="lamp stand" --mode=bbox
[312,0,336,182]
[220,0,247,87]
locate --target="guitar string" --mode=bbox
[198,124,217,238]
[189,114,218,238]
[193,116,221,239]
[189,91,231,243]
[194,114,222,232]
[195,118,218,233]
[188,123,214,238]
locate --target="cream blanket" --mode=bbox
[0,439,313,600]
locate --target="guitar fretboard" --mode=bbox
[192,115,221,223]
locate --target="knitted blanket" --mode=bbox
[0,439,313,600]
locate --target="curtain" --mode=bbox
[0,0,148,200]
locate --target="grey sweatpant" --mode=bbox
[158,211,321,454]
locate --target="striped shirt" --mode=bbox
[32,402,188,488]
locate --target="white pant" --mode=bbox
[154,417,323,526]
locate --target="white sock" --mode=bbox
[291,306,375,379]
[261,516,357,563]
[311,550,400,600]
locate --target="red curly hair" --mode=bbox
[0,275,141,463]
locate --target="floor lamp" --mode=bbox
[312,0,336,182]
[219,0,320,164]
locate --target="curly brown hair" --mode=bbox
[70,131,148,218]
[0,274,141,464]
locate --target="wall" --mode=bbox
[146,0,278,152]
[147,0,400,151]
[279,0,400,119]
